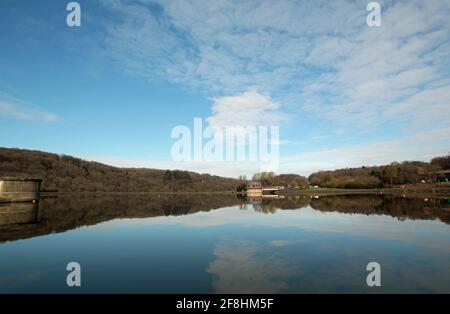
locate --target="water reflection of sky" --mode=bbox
[1,205,449,293]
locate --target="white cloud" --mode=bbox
[84,126,449,178]
[297,1,450,129]
[85,0,450,176]
[0,100,58,123]
[207,90,286,128]
[98,0,450,132]
[206,240,296,293]
[282,127,450,175]
[99,0,363,95]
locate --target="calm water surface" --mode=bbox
[0,194,449,293]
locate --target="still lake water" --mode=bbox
[0,194,449,293]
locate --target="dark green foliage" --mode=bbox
[172,170,192,181]
[163,170,173,181]
[235,183,247,192]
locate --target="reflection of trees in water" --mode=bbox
[309,195,384,212]
[264,197,310,210]
[239,203,247,210]
[0,194,242,243]
[1,194,448,243]
[254,201,277,214]
[162,199,193,216]
[240,196,311,214]
[240,194,450,224]
[309,195,450,224]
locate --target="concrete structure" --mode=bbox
[0,175,42,203]
[245,182,284,197]
[262,186,284,194]
[0,202,38,226]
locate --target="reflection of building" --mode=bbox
[246,195,285,204]
[0,175,42,203]
[261,194,285,199]
[247,196,262,204]
[0,202,39,226]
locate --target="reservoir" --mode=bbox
[0,194,449,293]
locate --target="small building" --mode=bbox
[246,181,262,189]
[246,181,262,197]
[434,169,450,183]
[0,175,42,203]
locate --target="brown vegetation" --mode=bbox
[0,148,239,192]
[308,154,450,189]
[2,194,448,243]
[1,147,449,192]
[0,194,243,243]
[251,172,308,188]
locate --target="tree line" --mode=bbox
[239,154,450,190]
[0,148,238,192]
[308,154,450,189]
[1,147,449,192]
[236,172,309,191]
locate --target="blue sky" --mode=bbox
[0,0,449,177]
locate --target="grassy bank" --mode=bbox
[297,186,450,197]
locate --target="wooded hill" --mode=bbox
[0,148,239,192]
[1,147,449,192]
[308,154,450,189]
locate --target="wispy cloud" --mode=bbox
[78,0,450,176]
[85,126,449,177]
[298,0,450,129]
[98,0,450,132]
[0,99,58,123]
[282,127,450,175]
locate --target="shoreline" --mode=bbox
[296,187,450,197]
[40,191,237,197]
[36,187,450,198]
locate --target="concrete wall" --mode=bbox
[0,202,38,226]
[0,180,41,202]
[246,188,262,197]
